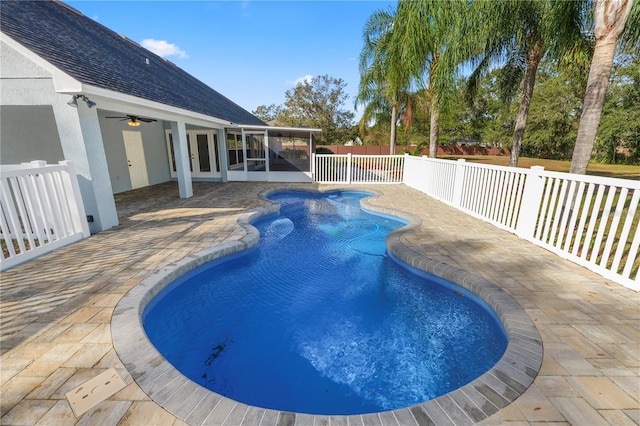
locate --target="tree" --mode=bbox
[521,67,584,160]
[389,0,467,158]
[278,75,355,144]
[252,104,283,123]
[357,8,412,154]
[593,53,640,164]
[467,0,590,167]
[570,0,636,174]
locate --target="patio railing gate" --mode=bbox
[1,161,90,271]
[403,155,639,291]
[312,153,405,184]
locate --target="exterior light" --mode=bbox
[67,95,79,107]
[128,119,141,127]
[67,94,95,108]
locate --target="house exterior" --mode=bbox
[0,0,320,234]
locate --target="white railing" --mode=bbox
[403,155,639,291]
[1,161,90,270]
[312,153,404,184]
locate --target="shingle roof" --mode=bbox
[0,0,265,126]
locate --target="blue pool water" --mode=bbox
[143,191,507,415]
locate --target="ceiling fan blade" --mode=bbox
[139,118,157,122]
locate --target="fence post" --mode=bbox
[59,161,90,237]
[451,159,466,208]
[516,166,545,240]
[346,153,352,184]
[311,153,316,181]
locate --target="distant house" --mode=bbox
[0,0,320,233]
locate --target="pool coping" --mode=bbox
[111,187,543,425]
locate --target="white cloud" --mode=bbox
[141,39,188,59]
[288,74,314,86]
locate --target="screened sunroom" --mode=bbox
[226,125,322,182]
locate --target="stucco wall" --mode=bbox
[0,39,51,79]
[0,40,65,164]
[98,111,171,194]
[1,105,65,164]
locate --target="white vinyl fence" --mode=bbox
[313,153,405,184]
[403,155,639,291]
[1,161,90,270]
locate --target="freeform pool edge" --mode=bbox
[111,187,543,425]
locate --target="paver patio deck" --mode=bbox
[1,182,638,425]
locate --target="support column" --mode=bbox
[52,94,118,233]
[170,121,193,198]
[217,128,228,182]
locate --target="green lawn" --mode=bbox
[439,156,639,180]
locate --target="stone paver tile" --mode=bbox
[118,401,176,426]
[25,368,77,400]
[172,418,190,426]
[1,357,34,385]
[88,293,123,308]
[538,353,569,376]
[544,343,602,376]
[534,376,580,397]
[34,400,76,425]
[79,324,111,344]
[598,409,638,425]
[1,376,45,414]
[2,343,52,363]
[567,376,639,409]
[478,419,531,426]
[609,375,640,400]
[589,357,638,376]
[563,335,610,359]
[571,324,638,345]
[19,344,84,377]
[201,397,236,426]
[87,308,114,324]
[547,397,608,425]
[55,324,101,343]
[0,399,56,425]
[30,323,72,344]
[511,384,565,422]
[623,409,640,424]
[75,400,131,426]
[59,307,103,324]
[112,382,151,401]
[599,343,640,368]
[61,343,112,368]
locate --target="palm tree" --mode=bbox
[570,0,636,174]
[390,0,466,158]
[357,8,412,155]
[467,0,590,167]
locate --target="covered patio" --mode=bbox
[1,182,638,425]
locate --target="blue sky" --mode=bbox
[67,1,396,121]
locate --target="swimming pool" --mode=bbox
[111,185,542,425]
[143,191,507,415]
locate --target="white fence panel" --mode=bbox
[527,171,639,290]
[313,154,404,184]
[400,156,639,291]
[1,161,90,270]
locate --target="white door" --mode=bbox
[166,130,221,178]
[123,131,149,189]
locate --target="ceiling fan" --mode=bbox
[106,114,157,127]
